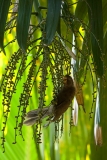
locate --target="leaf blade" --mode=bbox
[87,0,103,77]
[16,0,33,51]
[0,0,11,54]
[45,0,61,45]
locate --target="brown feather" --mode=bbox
[23,75,75,126]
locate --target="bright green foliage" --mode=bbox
[0,0,107,160]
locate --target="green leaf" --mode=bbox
[78,36,91,79]
[33,0,43,23]
[75,1,87,30]
[57,18,61,36]
[44,0,61,45]
[16,0,33,52]
[102,0,107,26]
[0,0,11,54]
[87,0,103,77]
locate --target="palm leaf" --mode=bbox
[0,0,11,54]
[16,0,33,51]
[0,0,107,160]
[44,0,61,45]
[87,0,103,77]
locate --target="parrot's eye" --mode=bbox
[63,75,74,86]
[63,76,67,84]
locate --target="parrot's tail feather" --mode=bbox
[26,108,41,118]
[23,106,53,126]
[23,117,39,126]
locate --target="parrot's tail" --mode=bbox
[23,105,54,126]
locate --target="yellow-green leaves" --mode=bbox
[16,0,33,52]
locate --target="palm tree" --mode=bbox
[0,0,107,159]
